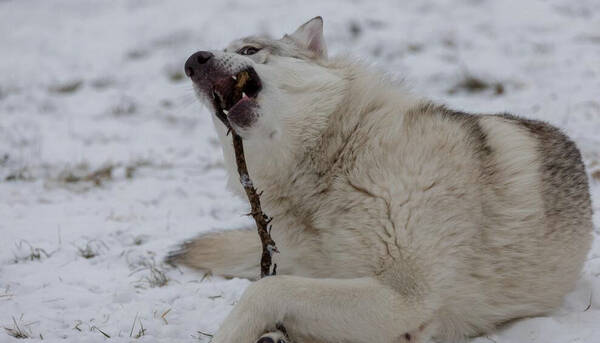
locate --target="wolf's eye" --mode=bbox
[238,46,260,55]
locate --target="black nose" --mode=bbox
[184,51,214,77]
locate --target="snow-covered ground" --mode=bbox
[1,0,599,341]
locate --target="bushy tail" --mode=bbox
[166,228,261,280]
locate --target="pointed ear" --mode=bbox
[289,16,327,58]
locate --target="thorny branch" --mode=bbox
[213,72,278,278]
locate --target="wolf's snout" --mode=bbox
[184,51,214,77]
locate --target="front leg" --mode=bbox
[212,276,435,343]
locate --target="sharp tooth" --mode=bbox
[223,110,229,115]
[242,92,247,98]
[232,75,237,81]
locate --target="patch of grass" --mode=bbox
[73,319,113,338]
[168,70,185,82]
[348,20,362,39]
[448,75,505,95]
[55,159,155,189]
[90,77,115,90]
[591,168,600,181]
[13,240,53,263]
[48,80,83,94]
[140,265,169,288]
[75,239,108,259]
[111,97,137,116]
[3,315,34,339]
[407,43,424,53]
[0,286,14,300]
[124,160,152,179]
[132,235,149,246]
[130,256,170,288]
[160,99,174,109]
[58,163,113,186]
[127,49,149,60]
[164,63,186,83]
[5,166,33,182]
[129,313,147,339]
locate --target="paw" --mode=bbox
[256,330,289,343]
[398,322,433,343]
[211,278,282,343]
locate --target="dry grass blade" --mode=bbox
[129,313,139,337]
[4,316,32,339]
[584,289,593,312]
[160,308,171,325]
[91,325,111,338]
[197,330,214,338]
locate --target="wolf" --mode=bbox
[169,17,593,343]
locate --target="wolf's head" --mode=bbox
[184,17,415,195]
[184,17,347,145]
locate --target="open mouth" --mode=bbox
[211,67,262,124]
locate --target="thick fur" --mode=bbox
[170,17,593,343]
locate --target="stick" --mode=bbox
[231,132,278,278]
[214,71,278,278]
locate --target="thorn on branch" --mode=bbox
[244,210,263,217]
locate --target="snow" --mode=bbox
[0,0,599,341]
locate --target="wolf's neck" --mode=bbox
[308,63,420,175]
[245,62,420,217]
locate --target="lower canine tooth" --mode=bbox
[223,110,229,115]
[242,92,247,98]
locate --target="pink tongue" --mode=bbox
[227,97,258,129]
